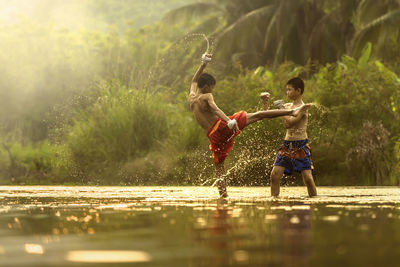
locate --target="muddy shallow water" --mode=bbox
[0,186,399,266]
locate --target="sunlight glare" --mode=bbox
[65,250,151,263]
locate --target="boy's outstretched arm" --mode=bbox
[189,54,212,95]
[283,113,306,128]
[283,106,310,128]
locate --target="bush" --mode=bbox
[309,55,400,185]
[66,82,170,181]
[0,141,59,184]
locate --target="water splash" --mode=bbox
[191,33,210,53]
[146,33,213,93]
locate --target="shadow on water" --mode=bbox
[0,186,400,266]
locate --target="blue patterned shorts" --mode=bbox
[274,139,314,175]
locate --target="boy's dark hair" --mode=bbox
[287,77,304,94]
[198,73,216,91]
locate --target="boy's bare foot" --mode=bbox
[260,92,270,103]
[292,103,312,116]
[260,92,270,110]
[260,93,270,110]
[219,190,228,198]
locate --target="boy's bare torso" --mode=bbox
[189,92,218,131]
[282,102,308,141]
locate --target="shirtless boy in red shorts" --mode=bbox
[189,54,311,197]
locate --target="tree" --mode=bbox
[165,0,400,68]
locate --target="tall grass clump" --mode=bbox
[66,82,170,182]
[0,141,59,184]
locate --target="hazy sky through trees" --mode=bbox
[0,0,193,30]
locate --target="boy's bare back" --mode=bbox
[190,92,219,131]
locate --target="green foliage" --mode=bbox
[66,82,169,178]
[0,141,61,184]
[87,0,197,31]
[0,14,192,143]
[1,0,399,186]
[358,42,372,68]
[184,56,400,186]
[0,20,101,141]
[391,141,400,184]
[167,0,400,70]
[308,54,400,185]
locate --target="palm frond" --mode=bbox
[263,6,279,60]
[214,5,277,63]
[218,4,276,39]
[162,3,222,24]
[308,8,354,63]
[263,0,303,63]
[351,9,400,57]
[223,0,276,24]
[355,0,400,28]
[188,16,224,37]
[231,51,264,68]
[264,0,323,65]
[356,0,378,27]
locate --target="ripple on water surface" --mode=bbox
[0,186,400,267]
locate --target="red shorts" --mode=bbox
[206,111,247,164]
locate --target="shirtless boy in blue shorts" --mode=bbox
[266,77,317,197]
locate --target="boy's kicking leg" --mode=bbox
[301,170,317,197]
[245,104,311,126]
[270,165,285,197]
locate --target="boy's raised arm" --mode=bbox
[189,54,212,94]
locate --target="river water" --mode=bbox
[0,186,399,266]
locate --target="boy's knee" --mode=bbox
[270,168,280,177]
[270,172,280,184]
[303,174,314,184]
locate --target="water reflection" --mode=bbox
[207,201,234,266]
[65,250,151,263]
[208,201,232,247]
[24,243,44,255]
[0,186,400,266]
[276,204,312,267]
[191,202,316,266]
